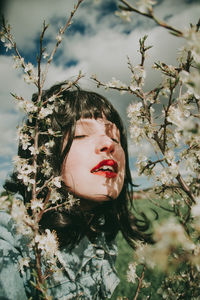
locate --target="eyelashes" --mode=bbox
[74,135,120,144]
[111,138,120,144]
[74,135,87,139]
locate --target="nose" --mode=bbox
[95,135,115,155]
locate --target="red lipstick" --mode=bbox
[90,159,118,178]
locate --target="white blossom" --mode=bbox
[159,168,172,185]
[168,162,179,178]
[18,257,30,275]
[17,173,35,186]
[159,163,179,185]
[4,42,12,51]
[115,10,132,22]
[24,73,38,84]
[127,262,138,283]
[23,63,38,84]
[31,199,44,211]
[180,69,200,99]
[51,176,62,188]
[48,95,56,103]
[50,189,60,204]
[28,146,39,155]
[17,100,38,114]
[167,105,194,130]
[56,34,62,42]
[42,52,49,59]
[18,133,31,150]
[35,229,58,258]
[136,0,157,13]
[130,125,144,143]
[164,150,175,164]
[136,154,148,175]
[41,160,53,177]
[132,65,146,83]
[11,199,34,235]
[13,156,36,175]
[48,129,56,135]
[153,218,195,251]
[183,27,200,63]
[13,156,36,186]
[105,77,127,90]
[13,56,25,69]
[45,140,55,148]
[38,104,54,119]
[24,62,34,73]
[127,102,143,119]
[65,193,80,210]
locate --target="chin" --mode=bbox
[80,194,116,202]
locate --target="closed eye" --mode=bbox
[74,135,87,139]
[111,138,120,144]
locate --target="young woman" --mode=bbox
[0,82,150,299]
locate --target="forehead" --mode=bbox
[76,118,119,133]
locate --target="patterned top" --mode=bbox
[0,211,119,300]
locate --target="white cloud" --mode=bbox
[1,0,200,189]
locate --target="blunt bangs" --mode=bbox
[58,89,123,133]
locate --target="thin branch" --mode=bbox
[37,21,49,99]
[1,18,38,87]
[133,265,146,300]
[119,0,183,36]
[91,75,144,100]
[32,123,39,202]
[176,174,196,204]
[41,0,84,88]
[162,84,176,153]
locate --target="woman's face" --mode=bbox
[61,118,125,202]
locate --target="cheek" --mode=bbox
[61,149,79,185]
[116,147,126,171]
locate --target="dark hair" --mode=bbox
[4,81,151,249]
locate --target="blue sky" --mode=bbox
[0,0,200,190]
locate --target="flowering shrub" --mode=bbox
[92,0,200,298]
[1,0,200,298]
[0,0,84,297]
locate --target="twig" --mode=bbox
[133,265,146,300]
[119,0,183,36]
[37,21,49,100]
[1,18,38,87]
[32,123,39,202]
[91,75,144,100]
[41,0,84,88]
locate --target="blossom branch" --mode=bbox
[32,124,39,203]
[91,75,144,100]
[118,0,183,36]
[41,0,84,88]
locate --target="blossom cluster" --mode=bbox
[0,4,84,296]
[93,2,200,297]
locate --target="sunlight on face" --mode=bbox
[61,118,125,202]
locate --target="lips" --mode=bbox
[90,159,118,178]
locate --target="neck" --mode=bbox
[80,199,103,212]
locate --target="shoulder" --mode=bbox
[0,211,29,300]
[0,211,17,245]
[0,211,28,255]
